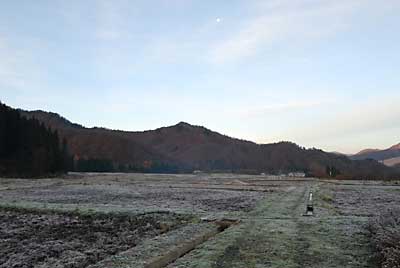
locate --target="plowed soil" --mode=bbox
[0,209,187,268]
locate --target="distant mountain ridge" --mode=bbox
[350,143,400,167]
[18,108,399,179]
[355,148,380,155]
[389,143,400,150]
[19,110,84,130]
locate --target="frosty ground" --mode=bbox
[1,173,399,268]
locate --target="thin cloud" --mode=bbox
[292,97,400,142]
[238,99,334,118]
[95,30,121,41]
[209,0,395,64]
[0,34,48,94]
[0,37,26,89]
[94,0,125,41]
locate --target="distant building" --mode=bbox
[288,172,306,178]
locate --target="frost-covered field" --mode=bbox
[1,173,399,268]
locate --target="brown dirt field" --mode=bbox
[0,208,189,268]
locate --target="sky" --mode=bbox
[1,0,399,154]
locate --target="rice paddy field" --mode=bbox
[1,173,399,268]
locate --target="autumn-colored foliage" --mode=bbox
[17,110,399,178]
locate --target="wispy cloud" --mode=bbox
[94,0,126,41]
[0,33,49,99]
[238,99,334,118]
[289,96,400,143]
[95,29,121,41]
[209,0,398,64]
[0,36,27,89]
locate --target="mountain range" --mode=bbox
[350,143,400,167]
[17,108,399,179]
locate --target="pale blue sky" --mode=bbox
[1,0,399,154]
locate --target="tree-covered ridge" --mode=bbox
[20,108,400,179]
[0,102,72,177]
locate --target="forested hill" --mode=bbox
[19,107,400,179]
[0,102,71,177]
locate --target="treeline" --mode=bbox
[75,159,114,172]
[0,102,72,177]
[74,158,182,174]
[73,158,184,174]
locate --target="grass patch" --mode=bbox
[368,208,400,268]
[0,202,195,221]
[320,193,334,203]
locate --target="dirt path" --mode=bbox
[168,182,375,268]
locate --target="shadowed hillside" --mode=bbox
[0,103,71,177]
[19,109,399,179]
